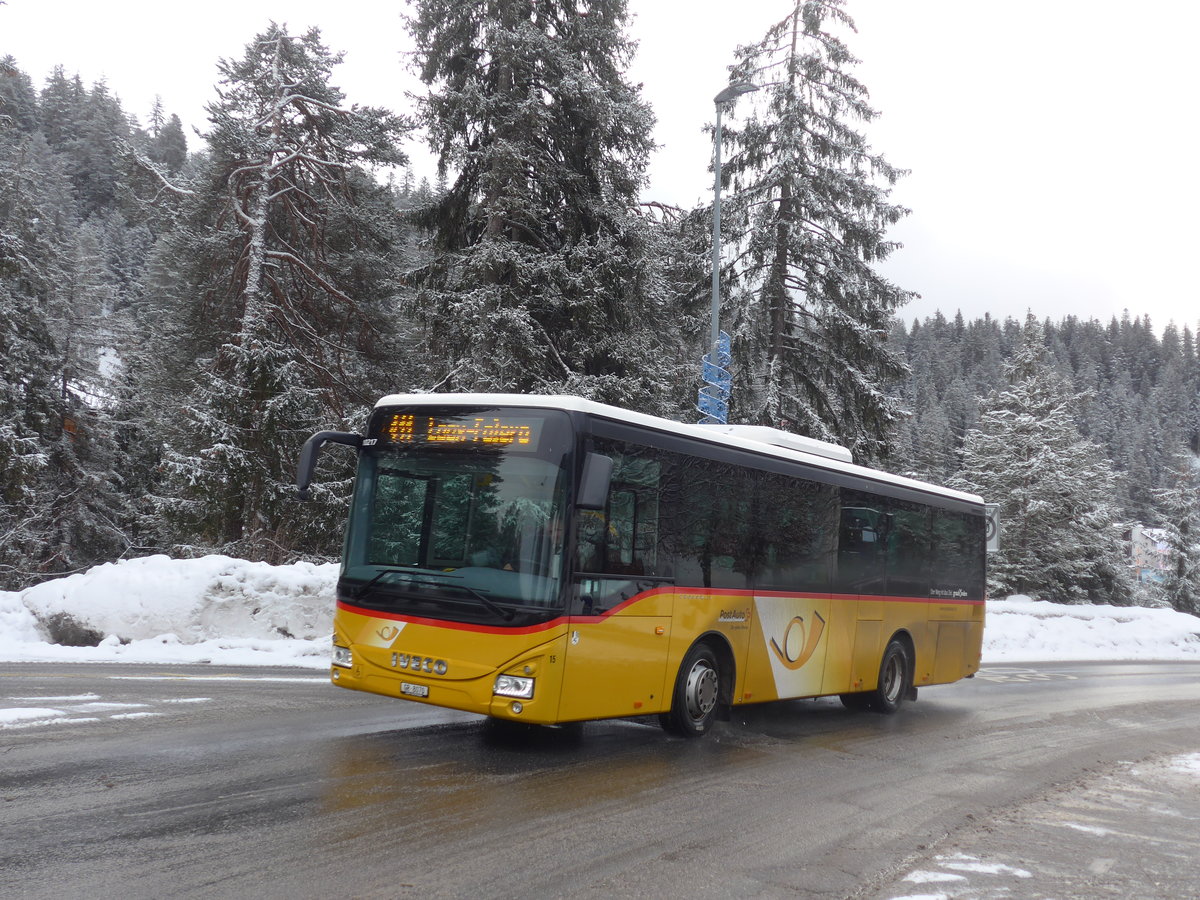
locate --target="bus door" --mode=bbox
[927,509,982,683]
[557,452,674,722]
[837,497,888,691]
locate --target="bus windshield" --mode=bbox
[341,407,573,622]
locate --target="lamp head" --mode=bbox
[714,82,759,105]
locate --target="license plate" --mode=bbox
[400,682,429,698]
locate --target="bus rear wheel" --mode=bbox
[660,643,720,737]
[840,639,911,714]
[872,639,910,713]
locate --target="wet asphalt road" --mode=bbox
[1,661,1198,899]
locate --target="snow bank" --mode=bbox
[2,559,1199,668]
[1,555,337,668]
[984,595,1200,662]
[1,593,44,644]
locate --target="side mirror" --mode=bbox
[296,431,362,500]
[576,452,613,511]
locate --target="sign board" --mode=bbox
[984,503,1001,553]
[696,330,733,425]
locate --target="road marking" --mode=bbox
[67,701,151,712]
[975,667,1078,683]
[6,693,101,702]
[1061,822,1114,837]
[3,690,215,732]
[938,856,1032,878]
[903,870,967,883]
[2,714,103,729]
[1,707,66,726]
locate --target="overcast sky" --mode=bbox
[4,0,1198,333]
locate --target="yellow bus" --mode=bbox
[297,394,986,737]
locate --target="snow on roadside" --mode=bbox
[1,555,337,668]
[17,554,337,642]
[985,595,1200,662]
[1,558,1199,668]
[1171,753,1200,777]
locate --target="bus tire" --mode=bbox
[868,639,910,714]
[661,643,720,737]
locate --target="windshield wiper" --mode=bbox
[352,568,515,621]
[450,582,515,622]
[352,567,416,600]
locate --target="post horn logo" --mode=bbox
[377,625,401,644]
[769,612,826,670]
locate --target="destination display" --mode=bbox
[373,412,541,451]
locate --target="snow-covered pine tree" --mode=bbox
[0,133,64,588]
[407,0,687,413]
[0,56,39,132]
[956,318,1132,604]
[148,113,188,175]
[1183,325,1200,455]
[36,67,84,153]
[888,312,975,482]
[147,96,166,138]
[0,115,130,586]
[153,24,411,562]
[717,0,910,460]
[1154,451,1200,616]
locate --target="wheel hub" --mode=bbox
[882,656,902,704]
[685,661,718,720]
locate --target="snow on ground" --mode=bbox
[985,595,1200,662]
[883,754,1200,900]
[1,556,1199,668]
[1,555,336,669]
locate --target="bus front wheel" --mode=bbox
[660,643,720,737]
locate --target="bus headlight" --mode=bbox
[332,643,353,668]
[494,674,534,699]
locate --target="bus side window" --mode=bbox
[756,473,837,592]
[837,491,886,594]
[886,499,931,598]
[668,456,752,589]
[609,488,638,568]
[576,442,664,577]
[575,508,607,572]
[931,508,985,600]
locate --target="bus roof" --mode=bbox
[373,393,986,508]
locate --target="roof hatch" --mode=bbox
[702,424,854,464]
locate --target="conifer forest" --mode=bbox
[2,1,1197,615]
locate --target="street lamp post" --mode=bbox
[698,81,758,425]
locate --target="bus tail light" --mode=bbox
[494,674,535,699]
